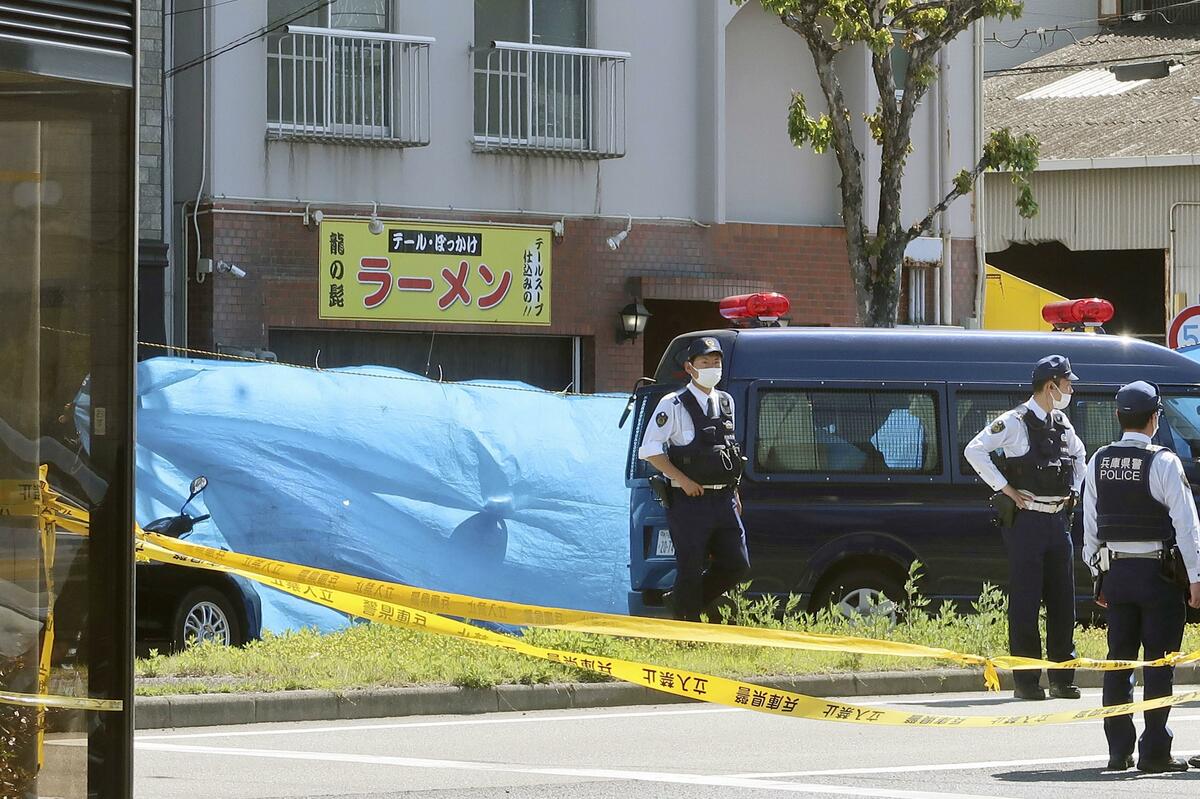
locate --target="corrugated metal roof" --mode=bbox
[986,26,1200,158]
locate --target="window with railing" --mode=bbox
[266,0,432,146]
[473,0,627,158]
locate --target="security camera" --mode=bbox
[606,229,628,250]
[216,260,247,279]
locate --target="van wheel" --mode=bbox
[171,587,243,651]
[812,567,905,624]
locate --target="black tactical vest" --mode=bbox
[667,388,744,487]
[1095,443,1173,543]
[996,406,1074,497]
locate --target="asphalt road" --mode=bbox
[54,689,1200,798]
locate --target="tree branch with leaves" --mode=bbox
[739,0,1039,326]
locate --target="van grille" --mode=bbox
[0,1,135,55]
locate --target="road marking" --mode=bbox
[732,749,1200,779]
[135,741,1018,799]
[135,705,741,741]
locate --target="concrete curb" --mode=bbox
[132,664,1200,730]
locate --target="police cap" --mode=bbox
[686,336,723,361]
[1032,354,1078,384]
[1115,381,1162,414]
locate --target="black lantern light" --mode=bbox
[619,300,651,341]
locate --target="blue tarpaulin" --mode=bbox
[118,358,632,633]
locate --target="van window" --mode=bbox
[1071,394,1120,456]
[755,389,941,475]
[957,391,1120,476]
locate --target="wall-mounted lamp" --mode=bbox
[618,300,651,342]
[552,218,565,239]
[606,215,633,251]
[368,216,385,235]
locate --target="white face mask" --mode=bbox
[1051,384,1072,410]
[691,367,722,390]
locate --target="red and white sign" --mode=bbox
[1168,305,1200,349]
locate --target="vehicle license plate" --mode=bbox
[655,530,675,557]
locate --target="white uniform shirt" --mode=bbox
[962,398,1086,496]
[1082,432,1200,582]
[638,383,735,466]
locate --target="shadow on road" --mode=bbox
[995,766,1198,784]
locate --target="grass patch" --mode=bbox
[135,568,1200,696]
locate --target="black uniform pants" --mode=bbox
[1001,509,1077,690]
[1102,558,1185,763]
[665,487,750,622]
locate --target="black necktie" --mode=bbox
[707,397,716,418]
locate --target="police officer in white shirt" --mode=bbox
[1082,380,1200,773]
[638,337,749,621]
[963,355,1086,701]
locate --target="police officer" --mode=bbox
[1082,381,1200,773]
[964,355,1085,701]
[638,337,749,622]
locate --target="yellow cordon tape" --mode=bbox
[137,535,1200,728]
[139,530,1200,688]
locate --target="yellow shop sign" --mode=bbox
[318,220,551,325]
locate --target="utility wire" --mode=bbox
[165,0,332,79]
[985,46,1200,75]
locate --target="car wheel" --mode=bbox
[812,566,906,624]
[171,586,243,650]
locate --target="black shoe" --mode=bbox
[1013,685,1047,701]
[1049,683,1081,699]
[1137,757,1189,774]
[1106,754,1134,771]
[1190,755,1200,769]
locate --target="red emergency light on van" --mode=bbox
[1041,298,1114,332]
[719,292,791,326]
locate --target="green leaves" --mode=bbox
[983,127,1041,218]
[788,92,834,153]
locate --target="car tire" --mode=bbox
[812,566,906,622]
[171,586,244,651]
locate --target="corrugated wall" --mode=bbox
[985,166,1200,304]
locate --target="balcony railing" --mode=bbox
[268,25,433,147]
[474,40,628,160]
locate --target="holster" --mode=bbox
[1093,570,1105,603]
[649,474,672,509]
[990,492,1018,529]
[1161,546,1189,589]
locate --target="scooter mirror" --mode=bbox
[190,476,209,496]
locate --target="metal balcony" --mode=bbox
[474,40,628,160]
[268,25,433,147]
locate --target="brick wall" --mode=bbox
[188,204,984,392]
[139,0,164,240]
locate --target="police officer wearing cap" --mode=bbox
[964,355,1086,701]
[638,337,750,622]
[1082,381,1200,773]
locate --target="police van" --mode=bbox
[625,293,1200,619]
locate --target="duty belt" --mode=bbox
[1025,496,1071,514]
[1109,549,1163,561]
[672,483,733,491]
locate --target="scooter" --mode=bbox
[143,476,210,539]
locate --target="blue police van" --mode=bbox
[625,309,1200,619]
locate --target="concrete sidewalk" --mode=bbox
[132,664,1200,730]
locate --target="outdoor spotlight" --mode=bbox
[606,215,633,251]
[216,260,247,279]
[368,216,385,235]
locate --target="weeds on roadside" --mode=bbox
[134,566,1191,696]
